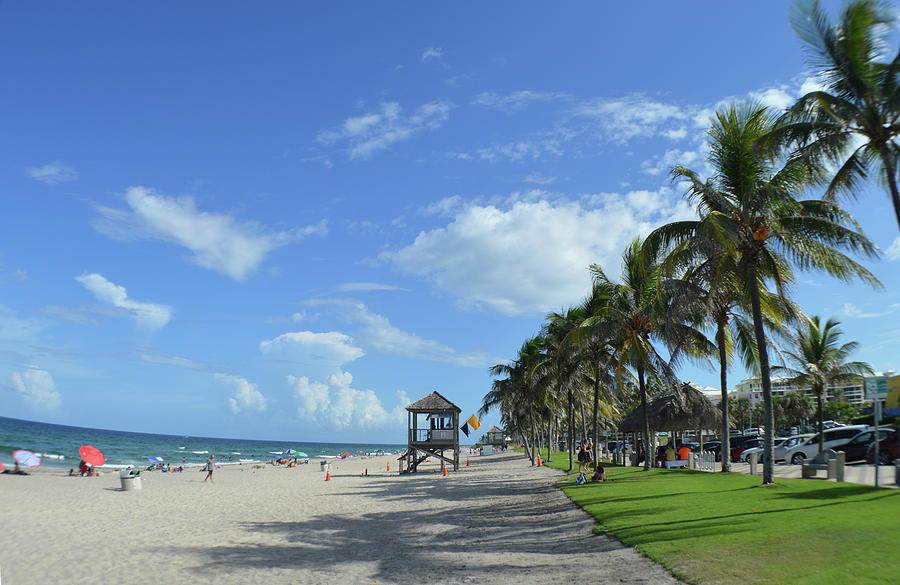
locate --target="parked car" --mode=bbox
[773,434,814,462]
[866,434,899,464]
[784,425,869,464]
[739,437,793,463]
[729,435,762,463]
[742,427,765,436]
[699,441,722,462]
[835,428,897,462]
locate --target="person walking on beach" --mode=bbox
[204,454,215,483]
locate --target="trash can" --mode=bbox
[320,461,329,473]
[119,468,142,491]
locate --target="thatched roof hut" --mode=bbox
[618,383,719,433]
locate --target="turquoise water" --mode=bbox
[0,416,405,470]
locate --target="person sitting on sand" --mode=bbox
[2,462,29,475]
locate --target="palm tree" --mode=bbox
[780,391,815,429]
[648,221,795,472]
[774,315,873,454]
[572,283,622,466]
[771,0,900,232]
[731,397,752,434]
[484,337,546,464]
[590,238,703,471]
[659,102,879,484]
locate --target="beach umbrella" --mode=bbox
[0,461,4,471]
[294,451,308,458]
[78,445,105,467]
[281,449,298,456]
[341,451,351,455]
[147,457,164,463]
[13,450,42,468]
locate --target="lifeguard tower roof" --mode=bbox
[406,391,461,413]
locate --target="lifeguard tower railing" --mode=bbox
[410,429,455,443]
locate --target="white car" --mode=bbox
[784,425,869,465]
[741,435,812,462]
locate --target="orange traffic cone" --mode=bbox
[537,456,542,467]
[325,470,331,481]
[387,462,390,472]
[442,465,448,476]
[466,458,470,466]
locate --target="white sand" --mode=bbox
[1,452,681,585]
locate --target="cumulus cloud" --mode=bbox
[27,161,77,184]
[572,95,695,142]
[381,190,694,316]
[75,273,172,330]
[307,298,496,367]
[641,148,702,176]
[317,101,454,159]
[259,331,365,366]
[750,87,795,111]
[288,370,408,429]
[94,186,326,280]
[215,373,267,414]
[11,368,61,409]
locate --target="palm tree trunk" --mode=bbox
[816,388,825,455]
[568,390,575,472]
[521,433,533,461]
[580,400,588,444]
[748,261,775,484]
[638,364,651,472]
[546,417,552,462]
[878,146,900,232]
[592,355,601,465]
[716,319,731,472]
[529,414,538,465]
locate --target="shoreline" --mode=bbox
[2,451,682,585]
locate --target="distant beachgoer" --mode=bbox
[577,443,589,473]
[677,444,691,460]
[68,468,77,476]
[2,462,28,475]
[592,464,606,483]
[584,440,593,470]
[204,454,215,483]
[665,445,677,462]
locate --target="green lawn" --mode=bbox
[540,450,900,584]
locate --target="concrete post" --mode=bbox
[835,451,845,482]
[749,451,758,476]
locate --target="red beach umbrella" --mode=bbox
[78,445,105,467]
[0,461,4,471]
[13,450,42,467]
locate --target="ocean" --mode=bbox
[0,416,406,470]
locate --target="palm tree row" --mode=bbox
[484,1,892,486]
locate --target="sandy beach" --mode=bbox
[1,452,681,585]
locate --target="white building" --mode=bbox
[733,375,867,406]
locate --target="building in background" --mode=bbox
[732,375,869,407]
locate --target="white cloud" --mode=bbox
[641,148,702,176]
[140,352,206,370]
[259,331,365,366]
[27,161,77,185]
[842,302,894,319]
[288,371,407,429]
[524,174,557,185]
[421,47,443,62]
[381,190,694,316]
[11,368,61,409]
[75,273,172,330]
[317,101,454,159]
[572,95,694,142]
[94,186,326,281]
[750,87,795,111]
[471,90,566,111]
[799,74,827,96]
[336,282,406,292]
[307,298,496,368]
[215,373,267,414]
[886,236,900,260]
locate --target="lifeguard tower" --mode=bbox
[484,426,506,447]
[400,391,461,473]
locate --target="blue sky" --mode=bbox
[2,2,899,443]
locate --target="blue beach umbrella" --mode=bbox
[147,457,163,463]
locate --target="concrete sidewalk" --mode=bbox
[728,460,899,488]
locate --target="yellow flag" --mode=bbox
[467,414,481,431]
